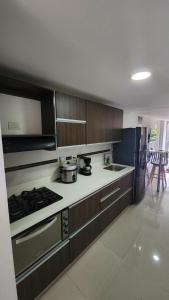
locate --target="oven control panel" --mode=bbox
[62,209,69,240]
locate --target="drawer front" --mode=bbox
[120,189,133,211]
[69,192,101,234]
[99,189,133,233]
[100,172,133,210]
[17,241,70,300]
[13,214,61,276]
[70,217,100,261]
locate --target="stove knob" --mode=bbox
[63,216,68,221]
[63,222,68,227]
[64,229,68,234]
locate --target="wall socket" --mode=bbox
[8,121,20,130]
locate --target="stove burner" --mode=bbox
[8,187,63,223]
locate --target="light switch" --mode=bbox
[8,121,20,130]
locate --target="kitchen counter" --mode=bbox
[9,163,134,237]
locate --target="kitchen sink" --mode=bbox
[104,164,126,171]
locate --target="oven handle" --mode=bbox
[15,216,58,245]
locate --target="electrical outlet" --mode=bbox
[8,121,20,130]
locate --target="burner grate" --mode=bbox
[8,187,63,223]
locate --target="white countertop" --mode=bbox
[9,163,134,237]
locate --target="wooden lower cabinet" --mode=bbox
[16,241,70,300]
[100,189,132,233]
[69,191,101,234]
[70,217,100,261]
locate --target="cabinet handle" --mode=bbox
[100,187,120,203]
[15,217,58,245]
[56,118,86,124]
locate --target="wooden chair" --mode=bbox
[147,151,168,189]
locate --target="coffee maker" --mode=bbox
[79,156,92,176]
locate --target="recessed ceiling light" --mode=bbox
[153,254,160,262]
[131,71,151,81]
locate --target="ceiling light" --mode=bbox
[153,254,160,262]
[131,71,151,81]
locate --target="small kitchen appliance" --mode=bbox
[79,156,92,176]
[60,163,77,183]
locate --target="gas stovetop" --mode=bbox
[8,187,63,223]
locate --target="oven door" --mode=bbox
[12,213,61,276]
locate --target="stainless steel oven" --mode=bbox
[12,209,69,276]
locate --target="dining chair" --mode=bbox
[147,151,168,189]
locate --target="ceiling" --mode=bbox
[1,0,169,119]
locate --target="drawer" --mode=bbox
[100,172,133,210]
[69,191,101,234]
[70,216,100,261]
[99,189,133,233]
[17,241,70,300]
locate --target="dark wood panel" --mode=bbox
[57,122,86,146]
[86,101,105,144]
[55,92,86,120]
[112,108,123,141]
[99,189,132,233]
[99,199,121,233]
[41,91,56,136]
[86,100,123,144]
[0,75,49,101]
[120,189,133,212]
[70,217,100,261]
[17,242,70,300]
[69,192,101,234]
[100,172,133,210]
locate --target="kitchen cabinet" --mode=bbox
[69,172,133,262]
[16,241,70,300]
[69,191,101,234]
[100,172,133,210]
[86,100,123,144]
[56,122,86,147]
[55,92,86,147]
[112,107,123,141]
[55,92,86,120]
[70,216,100,261]
[99,189,132,233]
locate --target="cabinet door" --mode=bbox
[69,191,101,234]
[55,92,86,120]
[112,108,123,141]
[57,122,86,147]
[86,100,105,144]
[17,241,70,300]
[70,216,100,261]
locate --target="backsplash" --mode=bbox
[5,143,113,188]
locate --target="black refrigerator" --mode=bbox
[113,127,147,204]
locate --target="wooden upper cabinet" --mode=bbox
[55,92,86,120]
[86,101,123,144]
[55,92,86,147]
[112,107,123,141]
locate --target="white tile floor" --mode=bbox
[38,182,169,300]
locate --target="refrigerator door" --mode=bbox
[134,127,147,203]
[113,128,136,166]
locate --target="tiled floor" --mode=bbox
[38,182,169,300]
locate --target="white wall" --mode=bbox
[123,110,139,128]
[0,93,42,135]
[5,143,113,188]
[0,125,18,300]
